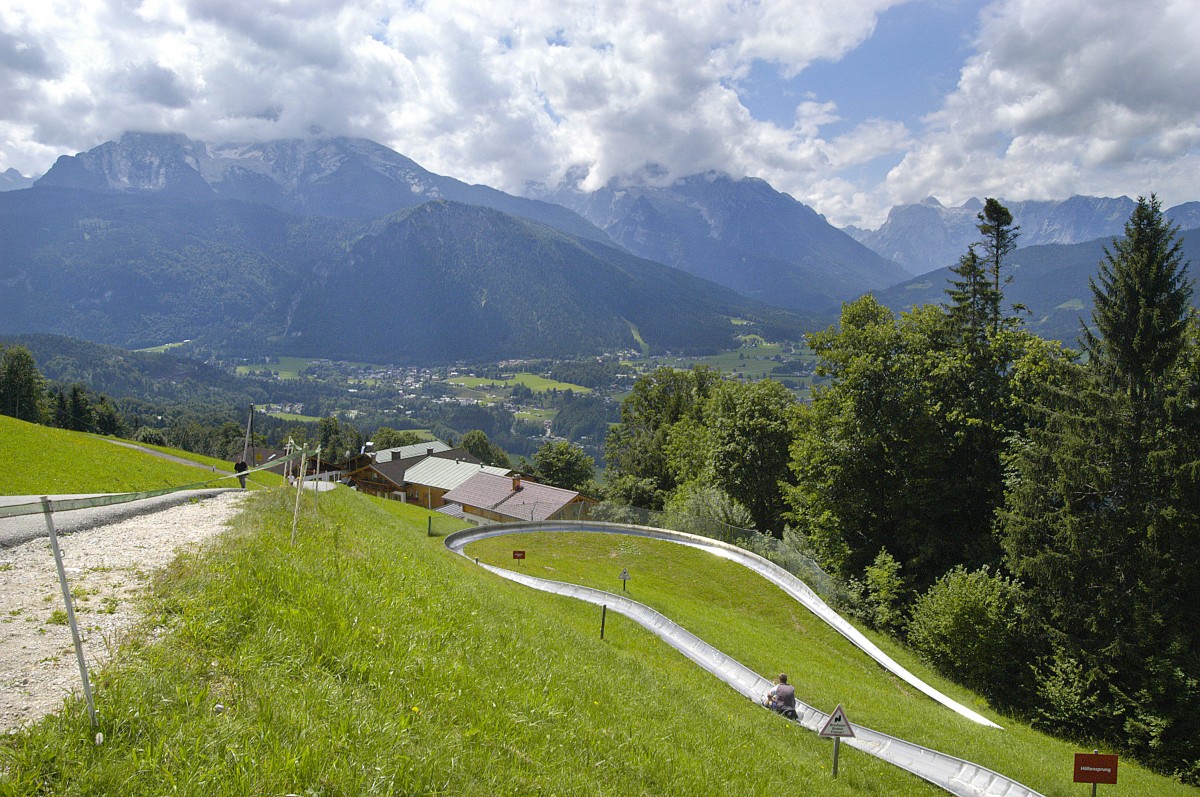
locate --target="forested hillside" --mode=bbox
[0,187,801,361]
[604,197,1200,784]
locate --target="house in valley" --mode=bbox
[441,472,595,524]
[344,441,486,500]
[402,457,513,509]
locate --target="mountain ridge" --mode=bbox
[872,227,1200,345]
[852,194,1200,274]
[0,186,804,362]
[37,132,612,243]
[547,172,911,316]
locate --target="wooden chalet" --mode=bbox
[343,441,495,501]
[402,457,512,509]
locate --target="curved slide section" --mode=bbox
[446,521,1043,797]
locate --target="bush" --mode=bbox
[662,483,754,535]
[907,565,1030,706]
[134,426,168,446]
[859,549,907,634]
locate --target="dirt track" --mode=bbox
[0,491,245,732]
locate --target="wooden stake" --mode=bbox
[291,449,308,546]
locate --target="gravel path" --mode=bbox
[0,489,241,548]
[0,491,247,732]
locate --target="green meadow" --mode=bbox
[0,416,246,495]
[264,411,324,422]
[3,488,932,795]
[234,356,316,379]
[465,531,1198,797]
[450,372,592,394]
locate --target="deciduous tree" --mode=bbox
[532,440,594,492]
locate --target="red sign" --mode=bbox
[1074,753,1118,785]
[513,550,526,560]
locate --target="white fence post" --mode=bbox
[40,497,98,729]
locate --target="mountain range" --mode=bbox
[873,228,1200,345]
[850,195,1200,275]
[548,172,909,316]
[0,157,805,361]
[36,132,610,243]
[5,131,1200,363]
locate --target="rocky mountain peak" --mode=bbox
[31,132,607,241]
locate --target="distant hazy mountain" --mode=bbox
[851,195,1200,275]
[0,186,802,362]
[0,168,35,191]
[872,228,1200,345]
[548,172,910,317]
[37,132,609,242]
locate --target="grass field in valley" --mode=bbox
[234,356,315,379]
[5,488,949,796]
[449,372,592,394]
[465,531,1200,797]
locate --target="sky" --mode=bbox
[0,0,1197,228]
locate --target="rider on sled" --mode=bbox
[763,673,797,720]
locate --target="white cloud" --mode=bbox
[0,0,1195,230]
[0,0,900,199]
[884,0,1200,221]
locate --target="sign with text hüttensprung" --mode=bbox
[1074,753,1118,784]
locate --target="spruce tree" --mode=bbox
[977,198,1020,334]
[1083,194,1192,412]
[1001,195,1199,778]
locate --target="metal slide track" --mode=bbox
[445,521,1045,797]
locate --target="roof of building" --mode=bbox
[403,457,511,491]
[443,472,587,522]
[367,447,481,487]
[436,503,466,519]
[369,458,411,487]
[374,440,451,463]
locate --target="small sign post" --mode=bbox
[819,704,855,778]
[619,567,630,591]
[513,550,525,566]
[1074,751,1118,796]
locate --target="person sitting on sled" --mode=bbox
[763,673,797,719]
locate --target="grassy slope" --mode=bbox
[4,421,1190,794]
[3,489,939,796]
[0,416,248,495]
[465,532,1200,797]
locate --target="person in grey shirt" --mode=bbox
[763,673,797,718]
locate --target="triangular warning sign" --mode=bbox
[819,703,856,738]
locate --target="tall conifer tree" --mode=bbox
[1000,196,1199,777]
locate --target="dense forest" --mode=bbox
[602,196,1200,783]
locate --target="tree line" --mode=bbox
[602,196,1199,783]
